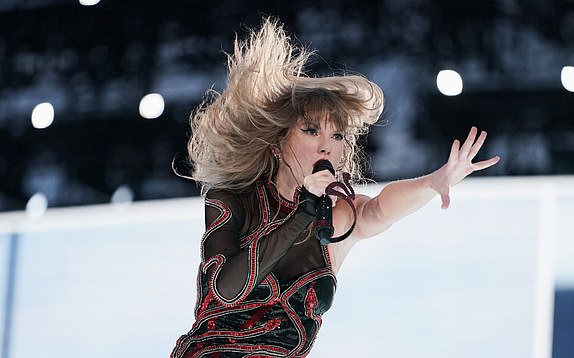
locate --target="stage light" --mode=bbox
[139,93,165,119]
[436,69,463,96]
[31,102,55,129]
[26,192,48,219]
[79,0,101,6]
[561,66,574,92]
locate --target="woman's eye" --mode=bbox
[301,128,318,136]
[333,133,344,141]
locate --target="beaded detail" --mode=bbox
[171,178,337,358]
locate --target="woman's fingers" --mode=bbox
[449,139,460,161]
[459,126,478,156]
[467,130,487,159]
[473,156,501,171]
[303,170,337,197]
[453,127,491,163]
[435,126,499,207]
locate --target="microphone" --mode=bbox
[312,160,335,246]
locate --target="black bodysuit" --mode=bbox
[171,177,337,358]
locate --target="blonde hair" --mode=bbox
[187,17,384,192]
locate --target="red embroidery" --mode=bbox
[240,304,274,330]
[200,290,215,313]
[172,178,338,358]
[265,177,297,211]
[207,319,216,331]
[203,199,231,239]
[263,318,282,331]
[211,180,298,307]
[304,283,318,318]
[189,343,289,358]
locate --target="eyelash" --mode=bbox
[301,128,344,141]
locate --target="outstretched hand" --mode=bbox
[431,126,500,209]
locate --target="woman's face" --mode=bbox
[279,118,345,184]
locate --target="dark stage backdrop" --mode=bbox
[0,0,573,212]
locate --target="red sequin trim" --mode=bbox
[304,283,318,318]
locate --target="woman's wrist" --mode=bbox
[297,186,319,216]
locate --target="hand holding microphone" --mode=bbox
[303,160,338,206]
[299,159,356,245]
[310,160,336,246]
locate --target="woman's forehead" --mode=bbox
[298,112,346,130]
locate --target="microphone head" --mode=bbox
[312,159,335,175]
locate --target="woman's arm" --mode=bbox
[201,188,316,306]
[352,126,500,240]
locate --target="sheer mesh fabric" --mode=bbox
[202,180,326,304]
[170,178,337,358]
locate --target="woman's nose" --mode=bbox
[319,136,331,154]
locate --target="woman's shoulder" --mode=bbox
[205,181,260,202]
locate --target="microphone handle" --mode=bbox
[314,194,334,246]
[312,159,335,245]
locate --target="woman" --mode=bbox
[171,18,499,357]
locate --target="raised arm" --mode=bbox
[352,126,500,240]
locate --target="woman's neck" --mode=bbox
[274,166,299,201]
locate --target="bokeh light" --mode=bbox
[436,69,463,96]
[561,66,574,92]
[79,0,101,6]
[139,93,165,119]
[31,102,55,129]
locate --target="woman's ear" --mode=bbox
[271,145,281,156]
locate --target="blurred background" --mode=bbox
[0,0,573,357]
[1,0,573,211]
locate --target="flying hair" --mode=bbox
[185,17,384,193]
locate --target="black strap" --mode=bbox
[324,172,357,243]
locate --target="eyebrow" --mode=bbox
[300,117,345,132]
